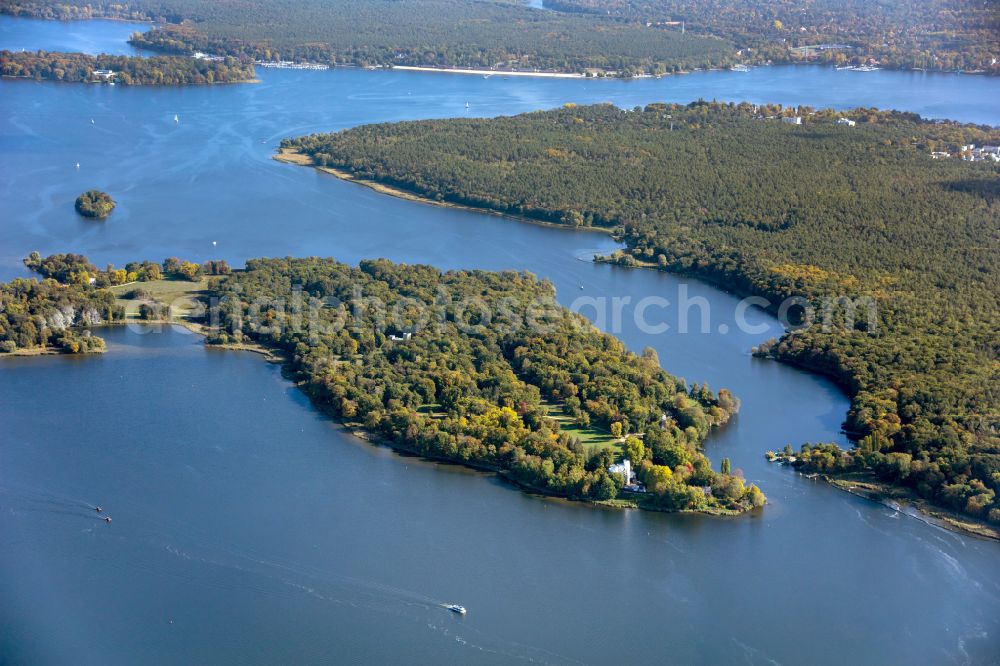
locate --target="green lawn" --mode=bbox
[416,403,445,419]
[544,403,620,453]
[109,277,211,321]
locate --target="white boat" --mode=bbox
[730,64,751,72]
[174,114,179,123]
[445,604,467,615]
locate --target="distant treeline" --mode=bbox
[545,0,999,74]
[2,0,994,75]
[281,102,1000,524]
[0,49,255,84]
[0,0,733,76]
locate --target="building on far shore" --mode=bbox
[782,116,803,125]
[91,69,116,80]
[837,117,856,126]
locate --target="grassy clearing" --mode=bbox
[416,403,446,419]
[544,402,620,452]
[109,277,212,321]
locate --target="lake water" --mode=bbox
[0,16,150,55]
[1,15,999,665]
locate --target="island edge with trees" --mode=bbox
[1,253,762,516]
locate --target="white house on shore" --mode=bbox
[837,117,856,126]
[92,69,116,80]
[608,459,634,485]
[782,116,802,125]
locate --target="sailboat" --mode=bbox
[174,114,179,123]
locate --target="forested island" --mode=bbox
[75,190,115,218]
[0,49,255,85]
[279,102,1000,527]
[2,253,760,514]
[0,0,733,76]
[539,0,998,74]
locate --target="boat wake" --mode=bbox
[0,482,105,522]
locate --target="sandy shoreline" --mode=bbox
[272,149,614,235]
[392,65,585,78]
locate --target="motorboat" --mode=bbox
[445,604,467,615]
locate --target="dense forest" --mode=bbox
[545,0,999,73]
[0,49,255,84]
[0,0,732,76]
[281,102,1000,524]
[207,257,758,511]
[1,254,121,354]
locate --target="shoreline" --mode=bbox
[0,345,101,358]
[300,383,748,517]
[391,65,585,79]
[3,13,995,80]
[0,73,260,86]
[156,315,755,518]
[273,149,615,236]
[4,302,744,518]
[821,473,1000,543]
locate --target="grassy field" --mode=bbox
[109,277,212,322]
[544,403,620,452]
[412,401,619,452]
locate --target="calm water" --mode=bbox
[1,16,999,665]
[0,16,150,55]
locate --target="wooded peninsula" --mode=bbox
[2,253,761,515]
[279,101,1000,526]
[0,49,255,85]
